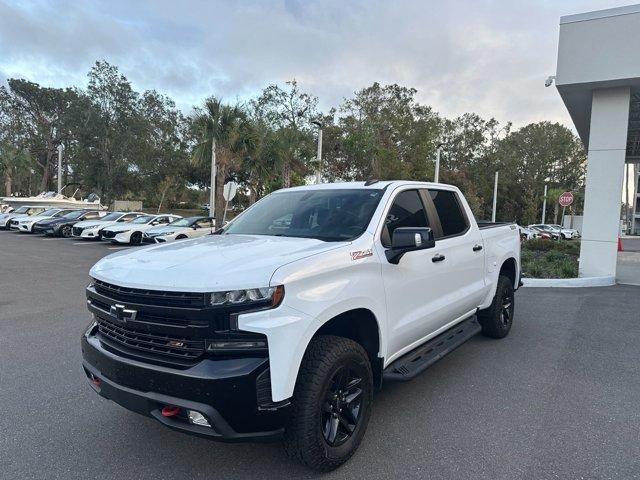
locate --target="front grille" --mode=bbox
[97,316,205,361]
[94,280,207,308]
[73,226,84,236]
[102,230,116,239]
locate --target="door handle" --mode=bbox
[432,254,445,263]
[473,244,483,252]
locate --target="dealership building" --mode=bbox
[555,4,640,278]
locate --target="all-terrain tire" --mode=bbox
[283,335,373,472]
[477,275,515,339]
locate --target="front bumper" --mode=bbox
[81,326,290,442]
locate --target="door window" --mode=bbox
[429,190,468,238]
[195,218,213,229]
[381,190,429,247]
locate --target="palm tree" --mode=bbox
[192,97,244,221]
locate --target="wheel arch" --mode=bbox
[312,308,383,389]
[499,257,518,289]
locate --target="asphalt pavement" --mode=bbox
[2,231,640,480]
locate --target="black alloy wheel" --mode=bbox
[60,225,72,238]
[322,367,364,447]
[130,231,142,244]
[499,289,513,328]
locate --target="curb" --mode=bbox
[522,276,616,288]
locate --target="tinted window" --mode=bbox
[196,218,213,228]
[120,213,139,222]
[429,190,467,237]
[82,211,101,220]
[381,190,429,247]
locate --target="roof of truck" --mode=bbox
[282,180,454,192]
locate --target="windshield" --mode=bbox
[101,212,124,221]
[169,218,195,227]
[38,209,59,217]
[63,210,87,219]
[131,215,154,224]
[13,206,29,214]
[224,189,384,241]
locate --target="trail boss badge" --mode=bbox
[350,249,373,261]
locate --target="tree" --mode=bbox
[324,83,441,182]
[1,79,80,192]
[253,80,318,187]
[191,97,245,220]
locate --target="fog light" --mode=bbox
[187,410,211,427]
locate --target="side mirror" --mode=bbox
[385,227,435,264]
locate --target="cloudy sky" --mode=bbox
[0,0,634,128]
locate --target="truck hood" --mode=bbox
[90,234,346,292]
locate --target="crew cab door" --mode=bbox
[425,188,487,319]
[378,188,457,359]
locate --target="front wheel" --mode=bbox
[283,335,373,472]
[60,225,72,238]
[130,232,142,244]
[478,275,514,339]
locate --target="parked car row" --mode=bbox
[0,206,216,245]
[528,223,580,240]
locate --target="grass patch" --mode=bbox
[521,239,579,279]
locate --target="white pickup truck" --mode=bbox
[81,181,520,471]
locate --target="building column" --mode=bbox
[579,87,630,277]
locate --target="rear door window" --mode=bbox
[428,189,468,238]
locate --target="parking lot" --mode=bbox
[2,231,640,479]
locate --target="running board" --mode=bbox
[383,316,481,381]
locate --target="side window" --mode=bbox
[429,190,468,238]
[196,219,212,228]
[157,217,169,224]
[84,211,100,220]
[381,190,429,247]
[120,214,138,222]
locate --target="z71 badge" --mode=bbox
[350,249,373,261]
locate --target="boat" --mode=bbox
[0,191,105,210]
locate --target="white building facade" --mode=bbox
[555,5,640,278]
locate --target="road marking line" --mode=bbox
[107,246,130,250]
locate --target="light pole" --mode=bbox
[434,143,444,183]
[491,171,499,222]
[312,121,323,184]
[57,144,63,193]
[541,183,548,223]
[210,136,216,219]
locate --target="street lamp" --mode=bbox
[312,120,323,184]
[434,142,445,183]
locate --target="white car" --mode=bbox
[142,216,215,243]
[0,206,48,229]
[72,211,145,240]
[100,214,182,244]
[83,181,521,471]
[14,208,75,232]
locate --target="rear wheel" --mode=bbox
[176,234,188,240]
[478,275,514,339]
[283,335,373,472]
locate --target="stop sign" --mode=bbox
[559,191,573,207]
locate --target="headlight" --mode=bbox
[209,285,284,308]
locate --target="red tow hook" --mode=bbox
[161,405,182,417]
